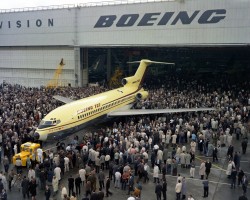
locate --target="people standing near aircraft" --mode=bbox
[205,159,212,179]
[172,133,177,148]
[180,151,186,168]
[226,160,233,179]
[153,164,160,183]
[162,178,167,200]
[241,138,248,154]
[175,180,182,200]
[190,161,195,178]
[95,156,101,174]
[105,177,112,197]
[21,176,30,199]
[242,175,248,195]
[75,175,82,196]
[54,165,61,181]
[39,168,46,190]
[227,145,234,160]
[52,176,59,196]
[64,156,70,172]
[199,161,206,180]
[155,182,162,200]
[105,154,111,170]
[231,168,237,189]
[68,175,75,197]
[238,169,245,186]
[185,151,191,168]
[98,169,105,190]
[3,156,9,174]
[37,148,43,163]
[45,185,51,200]
[79,167,86,186]
[181,177,187,199]
[212,147,218,162]
[28,167,36,181]
[172,159,178,176]
[202,178,209,198]
[29,177,37,200]
[61,185,68,200]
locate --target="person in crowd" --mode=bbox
[45,185,51,200]
[199,161,206,180]
[75,174,82,196]
[202,178,209,198]
[52,176,59,196]
[162,179,167,200]
[29,177,37,200]
[68,175,75,197]
[105,177,112,197]
[21,176,30,199]
[61,185,68,200]
[155,182,162,200]
[205,159,212,179]
[175,180,182,200]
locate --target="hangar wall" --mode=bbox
[0,0,250,87]
[1,0,250,46]
[0,47,76,87]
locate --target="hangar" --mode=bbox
[0,0,249,87]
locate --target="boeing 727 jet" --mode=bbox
[34,60,214,141]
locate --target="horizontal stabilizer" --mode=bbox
[108,108,215,117]
[53,95,74,104]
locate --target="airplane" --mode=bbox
[34,59,215,142]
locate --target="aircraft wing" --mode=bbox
[53,95,74,104]
[108,108,215,116]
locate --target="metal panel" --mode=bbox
[0,0,250,46]
[0,9,75,46]
[0,47,76,87]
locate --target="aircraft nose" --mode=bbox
[34,132,40,140]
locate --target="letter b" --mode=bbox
[94,15,116,28]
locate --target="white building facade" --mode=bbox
[0,0,249,87]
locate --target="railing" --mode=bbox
[0,0,175,13]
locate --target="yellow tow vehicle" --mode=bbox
[12,142,42,166]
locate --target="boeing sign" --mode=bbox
[94,9,226,28]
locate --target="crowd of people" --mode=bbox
[0,76,249,200]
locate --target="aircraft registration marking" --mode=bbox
[77,103,101,115]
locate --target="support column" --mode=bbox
[74,47,80,87]
[107,48,111,81]
[82,48,89,86]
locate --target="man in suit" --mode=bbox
[162,179,167,200]
[155,182,163,200]
[205,159,212,179]
[75,175,82,196]
[105,177,112,197]
[68,175,75,197]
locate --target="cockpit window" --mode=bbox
[38,119,60,129]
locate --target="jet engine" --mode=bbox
[136,91,149,100]
[121,77,134,86]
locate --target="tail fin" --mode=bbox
[130,59,174,79]
[123,59,174,88]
